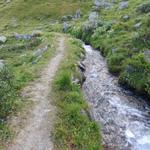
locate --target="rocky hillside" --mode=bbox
[67,0,150,97]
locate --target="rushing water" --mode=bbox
[82,45,150,150]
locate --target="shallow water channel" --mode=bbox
[82,45,150,150]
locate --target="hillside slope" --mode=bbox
[67,0,150,97]
[0,0,92,33]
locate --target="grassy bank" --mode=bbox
[67,0,150,97]
[52,36,101,150]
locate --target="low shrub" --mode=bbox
[0,67,19,119]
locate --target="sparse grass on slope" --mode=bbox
[0,0,92,34]
[52,36,101,150]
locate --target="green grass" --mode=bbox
[67,0,150,97]
[52,36,101,150]
[0,0,92,34]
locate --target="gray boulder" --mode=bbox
[0,36,7,43]
[119,2,128,10]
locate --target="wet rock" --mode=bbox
[80,71,86,86]
[119,1,128,10]
[78,62,86,72]
[0,36,7,43]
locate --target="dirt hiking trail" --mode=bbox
[8,36,65,150]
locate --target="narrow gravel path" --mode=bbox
[8,36,65,150]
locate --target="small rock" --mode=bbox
[122,15,130,21]
[134,22,142,29]
[0,36,7,43]
[119,2,128,10]
[14,33,32,40]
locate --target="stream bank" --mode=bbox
[82,44,150,150]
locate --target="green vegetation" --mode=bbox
[0,0,92,34]
[0,0,97,148]
[0,32,57,147]
[52,37,101,150]
[67,0,150,96]
[0,67,19,144]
